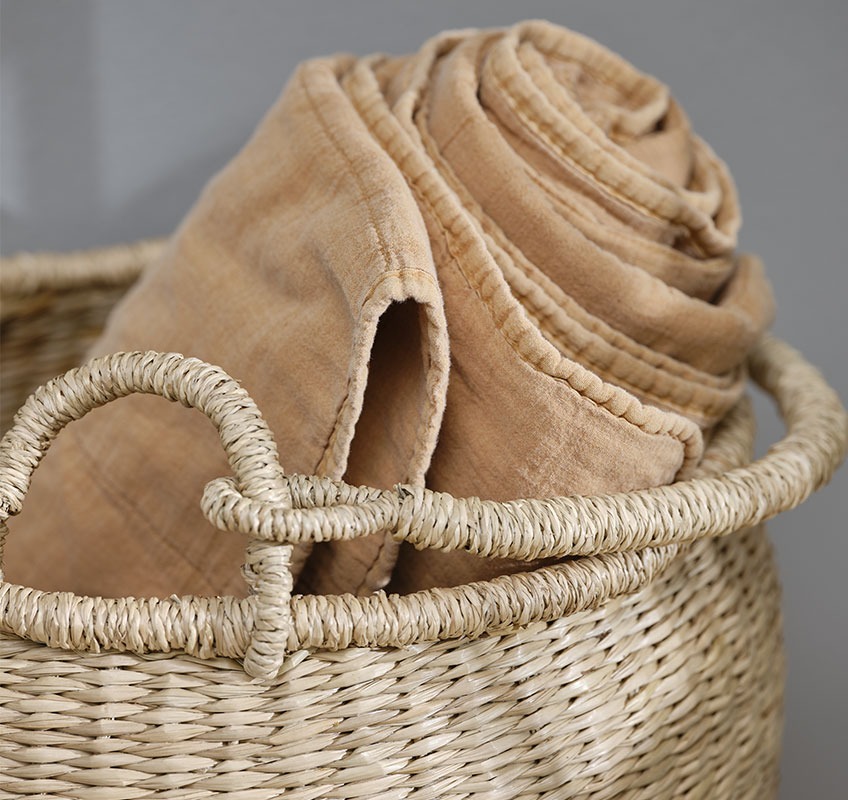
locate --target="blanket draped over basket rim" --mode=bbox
[1,19,846,799]
[4,19,775,599]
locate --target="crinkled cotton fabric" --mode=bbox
[6,20,773,598]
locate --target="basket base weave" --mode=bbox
[0,525,782,799]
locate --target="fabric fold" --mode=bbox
[5,55,452,598]
[5,19,774,600]
[308,20,773,593]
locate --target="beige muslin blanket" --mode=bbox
[7,20,773,598]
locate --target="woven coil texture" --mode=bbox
[0,242,846,799]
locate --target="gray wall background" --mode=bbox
[1,1,845,796]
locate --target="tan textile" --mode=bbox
[5,20,773,598]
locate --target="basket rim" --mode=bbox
[0,333,845,680]
[0,238,163,297]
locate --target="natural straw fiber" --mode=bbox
[0,240,158,435]
[0,242,846,798]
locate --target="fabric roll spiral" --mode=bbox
[7,19,774,601]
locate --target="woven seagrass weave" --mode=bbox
[0,240,159,435]
[0,242,846,799]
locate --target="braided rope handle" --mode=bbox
[0,336,845,680]
[0,351,292,680]
[203,336,847,561]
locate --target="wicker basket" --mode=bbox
[0,242,845,799]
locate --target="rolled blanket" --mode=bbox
[5,19,773,599]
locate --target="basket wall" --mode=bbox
[0,527,783,799]
[0,243,788,798]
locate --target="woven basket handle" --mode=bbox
[0,350,293,680]
[202,335,848,562]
